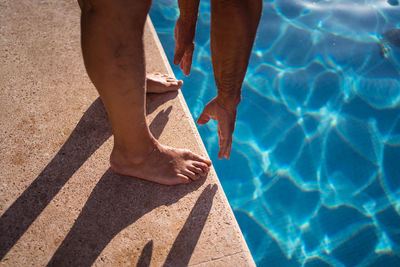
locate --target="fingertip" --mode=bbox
[174,51,183,66]
[184,65,191,76]
[225,148,231,159]
[196,118,206,125]
[181,62,190,76]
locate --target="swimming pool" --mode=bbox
[150,0,400,265]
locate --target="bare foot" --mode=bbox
[146,72,183,93]
[110,142,212,185]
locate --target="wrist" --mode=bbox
[216,94,241,112]
[178,12,198,27]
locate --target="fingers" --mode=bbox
[181,46,194,76]
[217,138,227,159]
[225,140,232,159]
[217,124,233,159]
[197,110,211,125]
[197,98,236,160]
[174,21,195,73]
[218,137,232,159]
[174,44,185,66]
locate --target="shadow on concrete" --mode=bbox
[135,185,218,267]
[147,91,178,115]
[137,240,153,267]
[163,184,218,267]
[149,105,172,139]
[0,98,111,259]
[0,95,175,259]
[46,169,205,266]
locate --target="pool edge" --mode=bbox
[145,17,256,266]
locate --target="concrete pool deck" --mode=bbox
[0,0,254,266]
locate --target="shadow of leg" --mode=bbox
[149,106,172,139]
[47,169,204,267]
[146,91,177,115]
[0,98,112,259]
[137,240,153,267]
[163,184,218,267]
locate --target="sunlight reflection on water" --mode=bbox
[151,0,400,265]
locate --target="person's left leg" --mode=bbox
[79,0,211,185]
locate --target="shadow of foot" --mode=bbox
[0,98,174,260]
[47,169,205,266]
[137,240,153,267]
[163,184,218,267]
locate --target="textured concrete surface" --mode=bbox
[0,0,254,266]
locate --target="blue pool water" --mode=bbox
[150,0,400,266]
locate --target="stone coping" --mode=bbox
[0,1,254,266]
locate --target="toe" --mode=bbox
[190,152,212,166]
[183,169,199,180]
[177,174,191,184]
[168,81,179,86]
[188,165,204,176]
[165,80,182,91]
[193,161,209,173]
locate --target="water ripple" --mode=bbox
[150,0,400,265]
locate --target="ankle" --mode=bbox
[111,137,159,165]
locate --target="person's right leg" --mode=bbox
[79,0,211,185]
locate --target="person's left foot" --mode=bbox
[146,72,183,93]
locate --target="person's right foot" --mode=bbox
[110,142,212,185]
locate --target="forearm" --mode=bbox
[177,0,200,25]
[210,0,262,110]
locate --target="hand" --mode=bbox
[174,17,196,76]
[197,98,237,159]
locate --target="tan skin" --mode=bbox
[174,0,262,159]
[78,0,211,186]
[78,0,260,185]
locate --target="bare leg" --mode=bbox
[79,0,211,185]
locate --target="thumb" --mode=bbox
[197,109,211,125]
